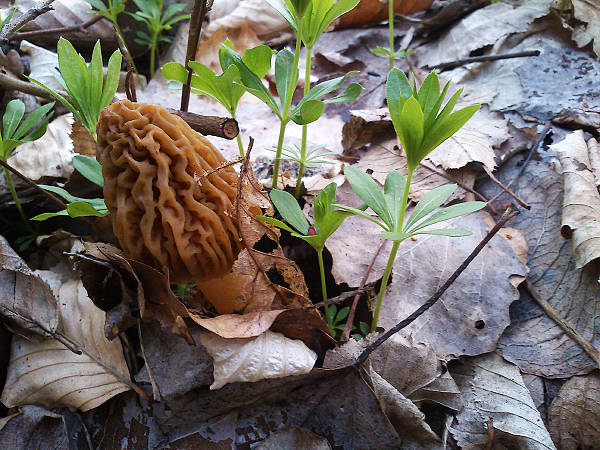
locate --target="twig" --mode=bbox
[483,165,530,210]
[168,109,239,139]
[201,157,243,178]
[310,287,373,310]
[0,0,55,41]
[180,0,211,112]
[526,281,600,369]
[137,319,162,402]
[0,67,66,100]
[340,239,388,342]
[6,14,103,41]
[424,50,541,71]
[353,207,518,366]
[488,122,551,206]
[74,411,94,450]
[125,68,137,102]
[421,161,497,215]
[485,418,494,450]
[0,157,67,210]
[114,25,138,85]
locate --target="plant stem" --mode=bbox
[371,169,412,331]
[294,45,313,198]
[317,248,333,330]
[388,0,395,71]
[113,21,138,76]
[232,111,245,157]
[271,31,302,189]
[150,34,158,78]
[3,166,33,233]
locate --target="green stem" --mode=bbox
[3,166,33,233]
[317,248,333,330]
[371,169,412,331]
[150,36,157,78]
[114,21,139,76]
[232,111,245,157]
[271,29,302,189]
[294,45,313,199]
[388,0,395,71]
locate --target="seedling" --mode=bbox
[130,0,190,77]
[0,99,54,235]
[162,40,273,157]
[28,38,122,141]
[337,69,484,331]
[33,155,109,221]
[222,44,361,189]
[369,0,413,70]
[258,183,351,333]
[266,0,360,196]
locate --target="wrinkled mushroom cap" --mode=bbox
[96,100,241,283]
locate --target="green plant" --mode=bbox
[0,99,54,234]
[162,40,273,157]
[130,0,190,77]
[267,0,360,197]
[0,8,16,32]
[221,44,361,189]
[32,155,109,221]
[368,0,411,70]
[336,69,484,331]
[28,38,122,142]
[257,183,351,333]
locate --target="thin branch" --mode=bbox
[483,165,530,210]
[354,207,518,366]
[0,67,66,100]
[6,14,103,41]
[180,0,211,112]
[424,50,541,71]
[137,319,162,402]
[526,281,600,369]
[488,122,551,206]
[168,109,239,139]
[309,287,374,310]
[0,0,56,41]
[340,239,388,342]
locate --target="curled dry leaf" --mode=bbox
[548,373,600,449]
[0,235,58,336]
[570,0,600,58]
[5,114,75,183]
[189,310,284,339]
[335,0,433,29]
[450,353,556,450]
[1,273,131,412]
[199,330,317,390]
[551,130,600,269]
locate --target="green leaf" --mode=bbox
[359,321,370,336]
[27,77,80,123]
[101,48,122,110]
[370,46,391,57]
[410,201,486,232]
[241,44,273,79]
[386,68,413,123]
[381,230,411,242]
[3,100,25,139]
[256,215,296,234]
[333,203,387,230]
[335,306,349,323]
[290,99,324,124]
[31,210,69,221]
[322,82,363,104]
[294,71,358,113]
[275,49,297,109]
[265,0,299,31]
[399,97,425,171]
[326,304,337,324]
[89,40,103,117]
[14,101,54,141]
[419,104,480,158]
[424,81,450,132]
[404,184,457,231]
[383,170,406,231]
[412,228,472,237]
[57,37,90,116]
[67,201,107,217]
[269,189,309,235]
[73,155,104,187]
[416,71,440,127]
[343,165,393,229]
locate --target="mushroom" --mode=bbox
[96,100,241,284]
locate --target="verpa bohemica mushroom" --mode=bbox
[96,100,241,284]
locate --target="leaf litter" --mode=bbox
[1,0,600,448]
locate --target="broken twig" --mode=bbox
[0,0,55,41]
[483,165,530,210]
[168,109,239,139]
[6,14,103,41]
[425,50,541,71]
[354,207,518,366]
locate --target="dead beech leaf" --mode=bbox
[335,0,432,29]
[189,310,284,339]
[479,159,600,378]
[570,0,600,58]
[551,130,600,269]
[5,114,75,182]
[199,330,317,390]
[415,0,553,68]
[450,353,556,450]
[1,274,130,412]
[0,235,58,336]
[548,373,600,449]
[356,140,477,203]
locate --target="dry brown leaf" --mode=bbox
[551,130,600,269]
[1,272,131,412]
[189,310,284,339]
[5,114,74,182]
[587,138,600,186]
[0,235,59,336]
[548,373,600,449]
[199,330,317,389]
[257,428,331,450]
[571,0,600,58]
[450,353,556,450]
[335,0,433,29]
[0,406,67,449]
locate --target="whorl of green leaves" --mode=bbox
[27,38,122,142]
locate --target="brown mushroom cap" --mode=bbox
[96,100,241,284]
